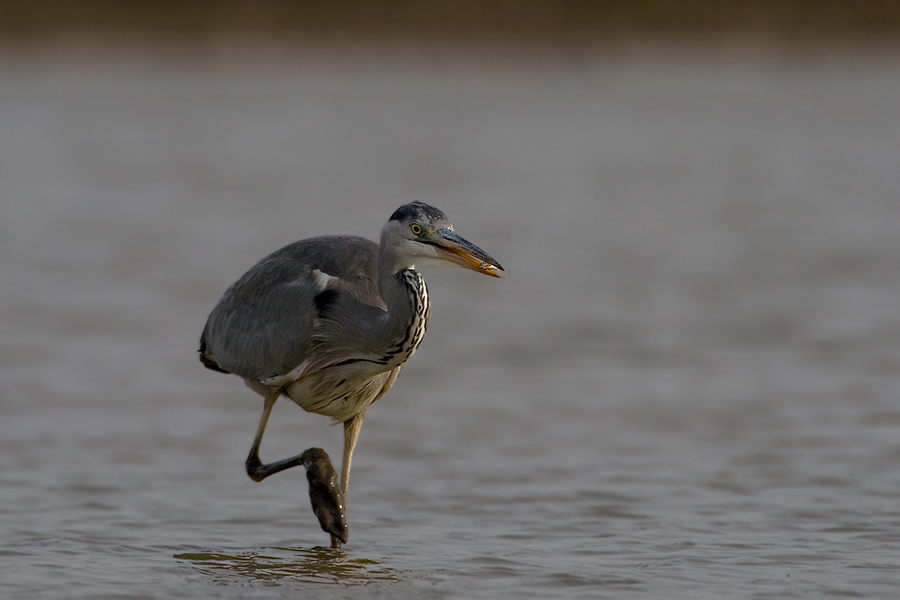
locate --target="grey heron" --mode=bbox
[199,202,503,545]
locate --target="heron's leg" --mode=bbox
[245,392,305,482]
[340,413,365,495]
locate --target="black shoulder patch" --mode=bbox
[389,201,446,223]
[314,288,340,316]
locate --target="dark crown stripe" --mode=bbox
[389,202,446,223]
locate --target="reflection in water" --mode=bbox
[175,546,398,584]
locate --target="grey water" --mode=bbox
[1,45,899,599]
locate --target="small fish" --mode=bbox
[300,448,348,546]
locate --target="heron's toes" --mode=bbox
[301,448,349,544]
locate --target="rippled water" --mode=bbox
[2,46,899,599]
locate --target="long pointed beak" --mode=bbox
[435,229,505,278]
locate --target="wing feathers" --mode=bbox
[199,236,380,384]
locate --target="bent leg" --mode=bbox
[245,391,306,482]
[243,392,351,547]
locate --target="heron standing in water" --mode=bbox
[199,202,503,546]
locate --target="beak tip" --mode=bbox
[437,229,504,278]
[483,264,504,278]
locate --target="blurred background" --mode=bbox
[3,0,900,41]
[2,2,899,599]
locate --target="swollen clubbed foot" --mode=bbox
[300,448,348,546]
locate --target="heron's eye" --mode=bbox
[410,223,424,236]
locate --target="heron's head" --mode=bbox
[381,202,504,277]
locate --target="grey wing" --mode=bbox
[199,236,380,383]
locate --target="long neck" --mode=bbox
[374,248,430,368]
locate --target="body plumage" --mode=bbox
[199,202,502,546]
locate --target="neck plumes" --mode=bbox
[375,247,430,369]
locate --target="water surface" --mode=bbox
[1,47,899,598]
